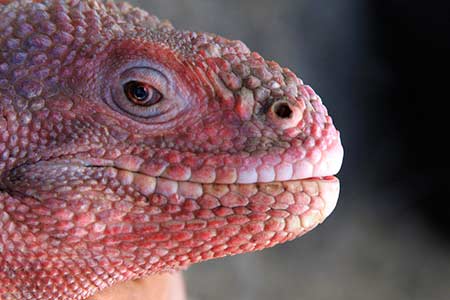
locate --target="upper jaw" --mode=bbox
[234,137,343,184]
[56,135,344,186]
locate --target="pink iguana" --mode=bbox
[0,1,343,299]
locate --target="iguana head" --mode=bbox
[0,1,343,299]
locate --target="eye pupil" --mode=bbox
[133,85,149,101]
[123,81,162,106]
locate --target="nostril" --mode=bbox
[272,101,293,119]
[267,99,303,130]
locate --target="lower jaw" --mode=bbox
[1,167,340,298]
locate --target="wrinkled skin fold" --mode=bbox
[0,1,343,299]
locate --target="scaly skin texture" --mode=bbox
[0,1,343,299]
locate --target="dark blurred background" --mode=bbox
[128,1,449,299]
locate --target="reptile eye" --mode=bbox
[105,65,190,123]
[123,81,162,106]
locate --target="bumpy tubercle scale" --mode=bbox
[0,1,343,300]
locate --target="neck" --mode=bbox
[87,273,185,300]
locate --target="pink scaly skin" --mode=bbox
[0,1,343,299]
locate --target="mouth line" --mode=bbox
[20,157,339,185]
[2,157,339,205]
[0,155,340,210]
